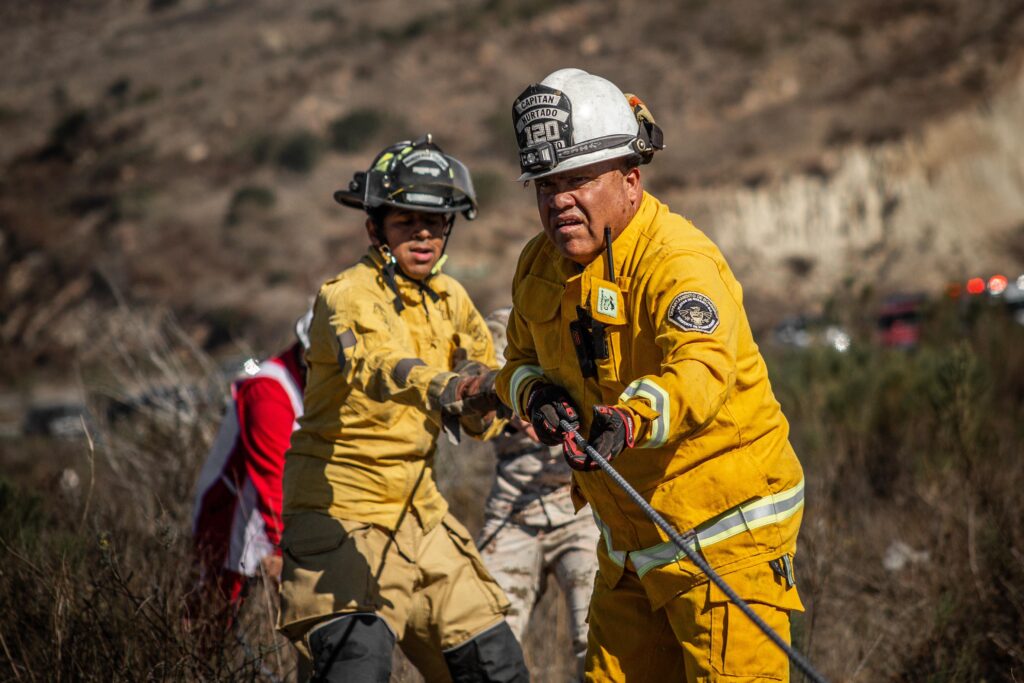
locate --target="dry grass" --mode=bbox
[1,301,1023,681]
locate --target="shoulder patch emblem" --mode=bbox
[667,292,719,333]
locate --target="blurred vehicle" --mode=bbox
[773,315,851,352]
[876,294,926,349]
[22,403,92,439]
[946,273,1024,326]
[994,274,1024,326]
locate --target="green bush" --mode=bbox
[224,185,276,226]
[105,77,131,103]
[274,130,324,173]
[244,131,278,165]
[327,108,413,156]
[134,85,162,106]
[327,108,396,153]
[45,108,91,157]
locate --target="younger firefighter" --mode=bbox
[477,307,599,681]
[497,69,806,681]
[191,310,311,623]
[278,135,528,682]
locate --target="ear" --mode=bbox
[365,217,380,246]
[624,166,643,206]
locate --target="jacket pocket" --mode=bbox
[514,274,563,371]
[278,513,378,635]
[281,513,358,557]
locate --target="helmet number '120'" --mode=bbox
[524,121,561,146]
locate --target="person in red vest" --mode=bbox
[191,310,311,620]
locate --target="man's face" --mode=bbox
[367,208,450,280]
[534,159,642,265]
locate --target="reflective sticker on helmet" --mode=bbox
[403,149,450,170]
[667,292,720,334]
[513,84,573,153]
[403,192,446,206]
[373,152,395,172]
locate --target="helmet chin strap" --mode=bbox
[374,240,443,315]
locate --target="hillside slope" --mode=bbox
[2,0,1023,378]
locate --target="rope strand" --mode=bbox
[560,419,828,683]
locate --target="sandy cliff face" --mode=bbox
[678,68,1024,309]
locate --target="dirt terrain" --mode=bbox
[2,0,1024,380]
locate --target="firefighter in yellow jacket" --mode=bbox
[279,135,528,682]
[497,68,805,681]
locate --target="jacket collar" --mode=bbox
[363,247,444,310]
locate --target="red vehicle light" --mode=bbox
[966,277,986,295]
[988,274,1008,294]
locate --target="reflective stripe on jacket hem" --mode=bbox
[593,479,804,578]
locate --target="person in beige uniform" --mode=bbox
[477,308,599,681]
[278,136,528,682]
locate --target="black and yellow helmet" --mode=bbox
[334,134,477,221]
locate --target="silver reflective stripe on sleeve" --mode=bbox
[594,479,805,579]
[509,364,544,419]
[337,329,357,371]
[619,378,670,448]
[392,358,426,386]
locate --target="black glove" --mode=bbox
[568,404,637,471]
[526,383,583,465]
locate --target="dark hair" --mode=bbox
[619,155,643,173]
[366,205,390,231]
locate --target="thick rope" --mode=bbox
[560,420,828,683]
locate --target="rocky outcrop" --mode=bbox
[678,67,1024,307]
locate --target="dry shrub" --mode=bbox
[770,302,1024,681]
[3,298,1022,681]
[0,309,295,681]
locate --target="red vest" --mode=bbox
[192,345,305,577]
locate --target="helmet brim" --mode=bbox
[333,189,366,209]
[333,189,474,217]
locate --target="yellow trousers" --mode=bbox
[278,511,509,681]
[586,559,800,682]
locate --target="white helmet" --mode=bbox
[512,68,664,181]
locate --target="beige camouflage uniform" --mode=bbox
[479,308,600,680]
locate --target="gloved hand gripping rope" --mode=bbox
[558,419,829,683]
